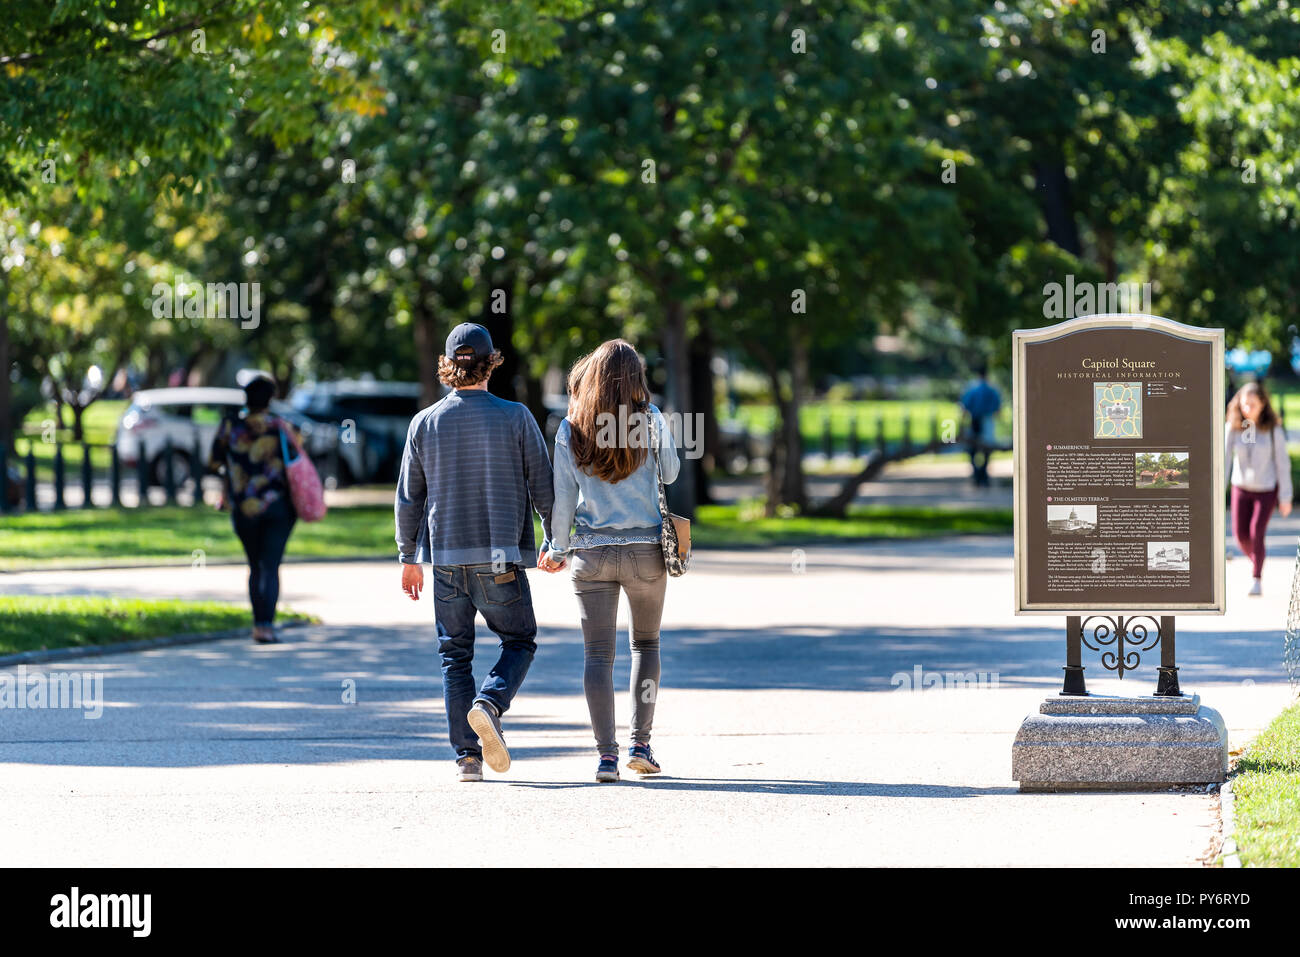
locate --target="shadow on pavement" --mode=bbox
[0,618,1288,768]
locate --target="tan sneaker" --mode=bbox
[467,701,511,773]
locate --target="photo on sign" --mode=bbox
[1093,381,1143,439]
[1147,541,1190,571]
[1135,451,1189,489]
[1046,504,1097,534]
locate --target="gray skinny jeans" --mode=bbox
[570,542,667,757]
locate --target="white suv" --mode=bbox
[114,387,361,487]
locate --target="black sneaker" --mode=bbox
[456,756,483,782]
[596,754,620,783]
[627,744,661,774]
[467,700,510,773]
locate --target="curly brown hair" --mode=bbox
[438,351,504,388]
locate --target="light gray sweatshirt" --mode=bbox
[1226,421,1293,501]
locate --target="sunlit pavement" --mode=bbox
[0,506,1295,866]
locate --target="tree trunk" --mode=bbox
[782,331,809,509]
[662,296,696,518]
[1034,155,1081,256]
[483,275,519,403]
[688,324,716,504]
[0,295,10,452]
[412,278,440,409]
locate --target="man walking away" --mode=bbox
[960,366,1002,488]
[395,323,555,782]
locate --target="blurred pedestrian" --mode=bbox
[207,373,300,643]
[1226,381,1292,596]
[960,365,1002,487]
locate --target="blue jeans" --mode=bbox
[432,562,538,759]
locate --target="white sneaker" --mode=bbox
[1248,578,1262,597]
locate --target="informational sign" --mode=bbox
[1013,314,1225,614]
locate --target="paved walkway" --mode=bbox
[2,499,1295,866]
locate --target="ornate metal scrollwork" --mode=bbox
[1079,615,1162,679]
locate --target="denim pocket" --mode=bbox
[569,548,607,582]
[629,545,665,582]
[432,566,458,601]
[474,567,523,605]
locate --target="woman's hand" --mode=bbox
[537,549,566,573]
[1281,500,1293,518]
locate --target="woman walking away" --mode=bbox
[207,374,300,642]
[1226,381,1292,596]
[539,340,679,783]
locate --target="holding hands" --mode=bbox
[537,548,566,573]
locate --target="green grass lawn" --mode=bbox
[727,399,1012,451]
[0,595,316,656]
[0,504,398,570]
[693,503,1012,546]
[1229,700,1300,867]
[0,500,1012,569]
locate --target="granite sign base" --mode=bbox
[1012,694,1228,792]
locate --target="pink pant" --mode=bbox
[1231,484,1278,578]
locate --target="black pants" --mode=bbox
[232,497,297,626]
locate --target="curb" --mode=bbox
[0,620,312,668]
[1218,777,1242,868]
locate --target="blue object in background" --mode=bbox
[1226,347,1273,377]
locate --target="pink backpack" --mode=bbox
[277,420,328,522]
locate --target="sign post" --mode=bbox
[1010,314,1229,789]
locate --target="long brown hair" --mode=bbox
[567,339,652,483]
[1227,381,1281,431]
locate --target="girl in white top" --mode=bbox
[1225,382,1292,595]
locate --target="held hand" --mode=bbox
[537,549,566,573]
[1282,501,1293,518]
[401,564,424,601]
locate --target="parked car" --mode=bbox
[286,380,425,483]
[113,387,363,488]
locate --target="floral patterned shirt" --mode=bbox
[207,412,299,518]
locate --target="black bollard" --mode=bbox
[136,446,150,508]
[163,439,176,505]
[81,444,93,508]
[53,444,66,510]
[191,436,204,507]
[110,445,121,508]
[25,447,36,511]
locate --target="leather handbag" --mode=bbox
[651,423,690,576]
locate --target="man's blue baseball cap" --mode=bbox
[445,322,495,360]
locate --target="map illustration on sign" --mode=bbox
[1093,381,1143,438]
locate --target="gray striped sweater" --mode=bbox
[395,388,554,566]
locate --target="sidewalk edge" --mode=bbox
[0,620,311,668]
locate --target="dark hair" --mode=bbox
[438,351,504,388]
[244,375,276,412]
[1227,381,1281,431]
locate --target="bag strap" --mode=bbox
[649,415,670,520]
[276,417,296,466]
